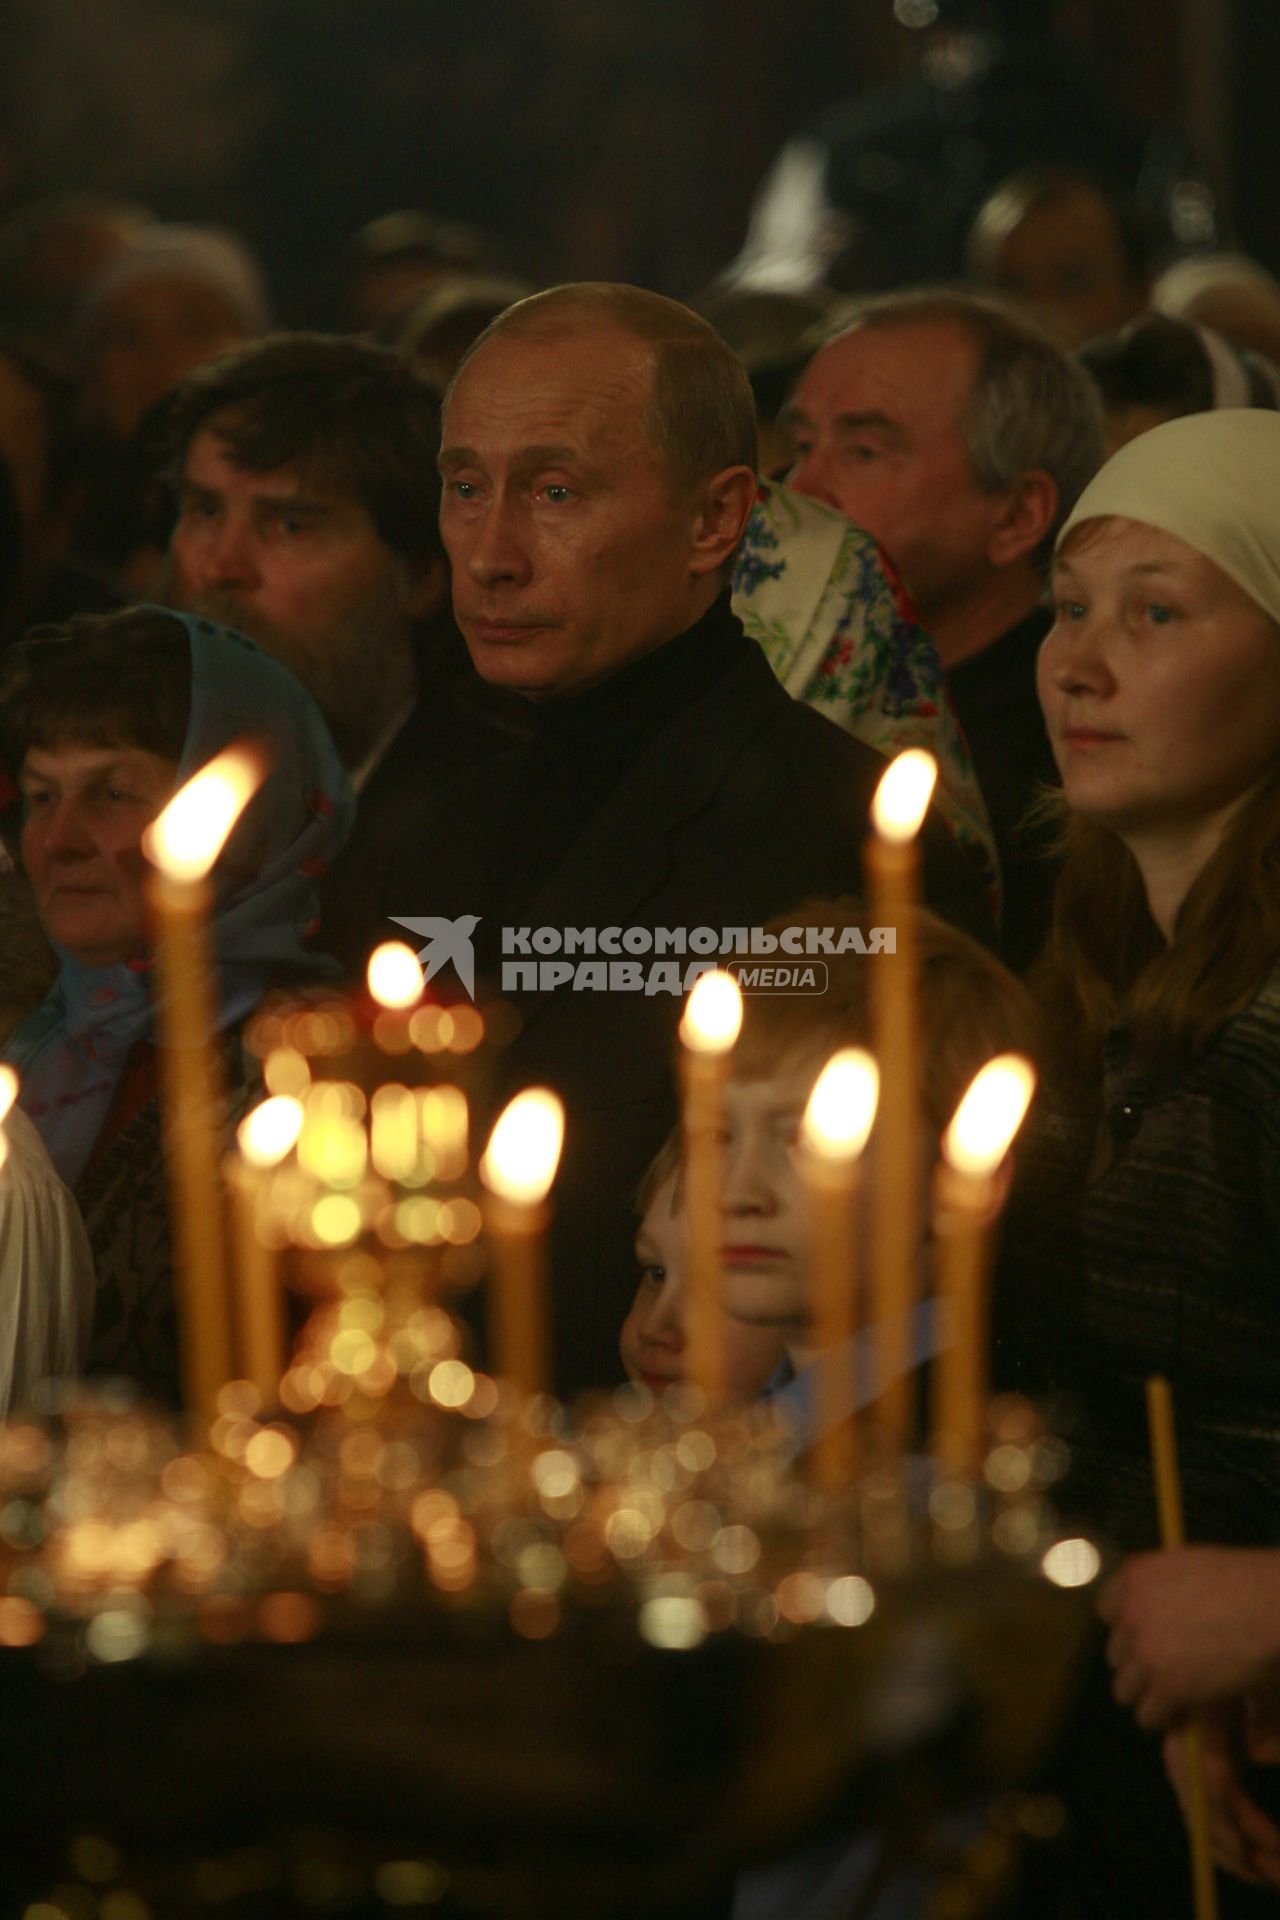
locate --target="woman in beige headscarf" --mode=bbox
[1000,409,1280,1907]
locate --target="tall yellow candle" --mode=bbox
[1146,1377,1221,1920]
[799,1049,879,1493]
[480,1088,564,1398]
[865,749,936,1453]
[230,1095,303,1403]
[0,1066,17,1174]
[931,1054,1035,1473]
[142,745,263,1426]
[678,969,744,1412]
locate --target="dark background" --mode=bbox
[0,0,1272,321]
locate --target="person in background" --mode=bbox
[785,290,1105,971]
[998,408,1280,1914]
[694,286,842,477]
[965,168,1151,350]
[0,193,153,351]
[0,330,118,639]
[398,272,538,397]
[72,224,270,595]
[1152,252,1280,368]
[1077,312,1280,458]
[0,606,353,1409]
[341,209,502,339]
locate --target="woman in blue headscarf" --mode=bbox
[0,604,354,1405]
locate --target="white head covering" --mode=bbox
[1056,407,1280,626]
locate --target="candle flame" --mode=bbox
[480,1088,564,1206]
[942,1054,1036,1178]
[801,1048,879,1162]
[679,969,743,1055]
[872,749,938,844]
[367,941,424,1009]
[238,1095,304,1169]
[0,1066,16,1170]
[143,745,264,883]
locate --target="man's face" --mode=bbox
[439,327,714,697]
[168,424,429,765]
[20,742,178,967]
[785,322,1008,621]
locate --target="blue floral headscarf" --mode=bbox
[6,609,355,1185]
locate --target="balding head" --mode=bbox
[452,282,758,499]
[439,283,759,697]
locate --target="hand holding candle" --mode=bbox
[143,744,264,1425]
[932,1053,1035,1472]
[866,749,936,1452]
[480,1089,565,1398]
[800,1048,879,1492]
[678,969,744,1411]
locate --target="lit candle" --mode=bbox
[229,1095,303,1402]
[367,941,425,1011]
[678,969,744,1410]
[142,745,263,1425]
[800,1049,879,1492]
[932,1053,1035,1472]
[479,1088,564,1397]
[0,1065,18,1175]
[865,749,936,1453]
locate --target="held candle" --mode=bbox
[799,1049,879,1492]
[931,1054,1035,1473]
[143,745,263,1427]
[479,1089,564,1398]
[865,750,936,1453]
[230,1095,303,1403]
[678,970,744,1412]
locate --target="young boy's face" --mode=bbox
[718,1049,823,1334]
[619,1173,786,1399]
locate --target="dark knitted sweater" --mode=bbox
[996,963,1280,1553]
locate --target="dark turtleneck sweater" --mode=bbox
[475,593,747,970]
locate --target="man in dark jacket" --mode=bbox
[385,282,990,1393]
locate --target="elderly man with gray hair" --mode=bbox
[784,289,1106,969]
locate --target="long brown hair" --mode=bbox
[1034,773,1280,1090]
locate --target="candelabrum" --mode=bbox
[0,962,1101,1920]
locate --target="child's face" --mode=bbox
[718,1052,821,1334]
[619,1174,786,1399]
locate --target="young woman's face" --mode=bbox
[1039,518,1280,839]
[20,742,179,966]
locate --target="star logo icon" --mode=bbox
[386,914,481,1000]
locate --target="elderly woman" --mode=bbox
[0,605,352,1407]
[999,410,1280,1912]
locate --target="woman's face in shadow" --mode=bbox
[20,740,179,966]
